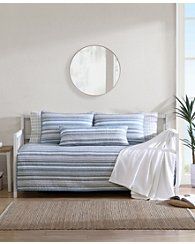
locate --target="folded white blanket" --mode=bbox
[109,129,181,200]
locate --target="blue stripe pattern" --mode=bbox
[17,143,127,192]
[94,113,145,145]
[41,112,94,144]
[59,127,129,146]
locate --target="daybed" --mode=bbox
[13,111,180,198]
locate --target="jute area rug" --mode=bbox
[0,199,195,230]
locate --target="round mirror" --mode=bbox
[70,45,120,96]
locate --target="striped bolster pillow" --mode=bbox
[41,112,94,144]
[94,113,144,145]
[29,111,42,143]
[59,127,129,146]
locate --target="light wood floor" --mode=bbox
[0,186,195,241]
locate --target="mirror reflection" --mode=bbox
[70,45,120,96]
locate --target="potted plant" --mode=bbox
[175,95,195,187]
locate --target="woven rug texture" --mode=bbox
[0,199,194,230]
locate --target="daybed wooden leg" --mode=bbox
[13,189,17,198]
[13,153,17,198]
[13,129,24,198]
[13,159,17,198]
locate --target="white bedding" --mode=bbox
[109,129,181,200]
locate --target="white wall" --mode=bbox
[0,4,176,180]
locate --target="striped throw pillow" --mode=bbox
[144,112,158,141]
[29,111,42,143]
[41,112,94,144]
[94,113,144,145]
[59,127,129,146]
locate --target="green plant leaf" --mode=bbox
[175,95,195,164]
[185,95,190,111]
[175,96,189,115]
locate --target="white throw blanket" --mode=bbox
[109,129,181,200]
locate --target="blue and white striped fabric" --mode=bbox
[144,112,158,141]
[29,111,42,143]
[59,127,129,146]
[94,113,145,145]
[41,112,94,144]
[16,143,127,192]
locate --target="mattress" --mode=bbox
[17,143,128,192]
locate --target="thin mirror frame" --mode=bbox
[69,45,121,96]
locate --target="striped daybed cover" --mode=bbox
[17,143,128,192]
